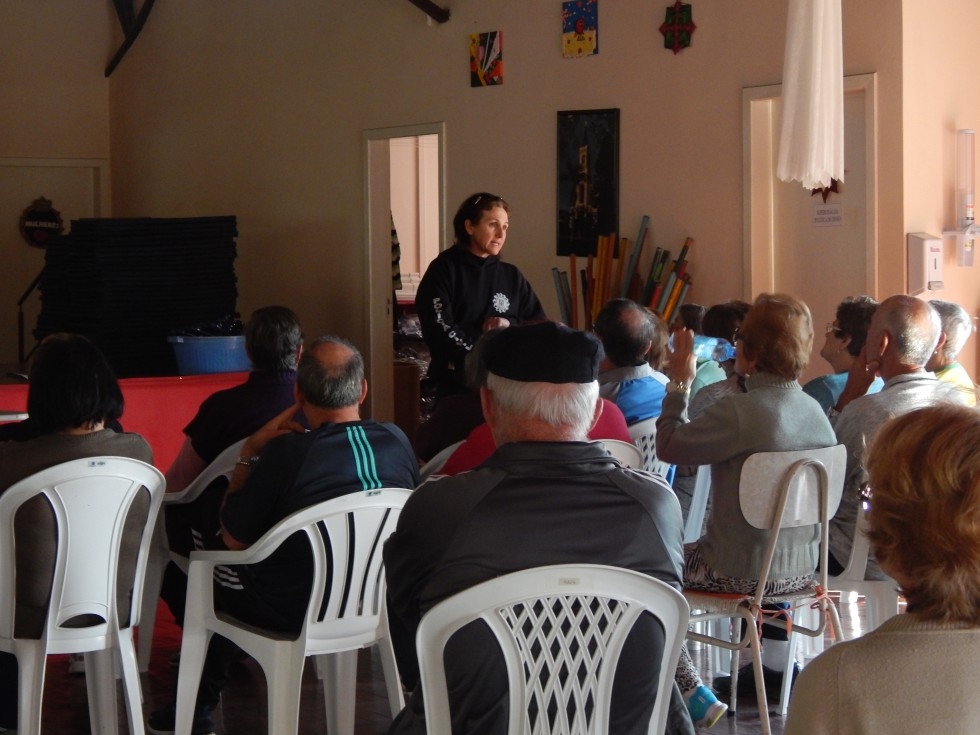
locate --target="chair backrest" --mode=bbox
[597,439,645,469]
[417,564,689,735]
[738,444,846,602]
[419,440,463,481]
[626,418,675,481]
[0,457,165,647]
[221,487,413,649]
[168,437,247,504]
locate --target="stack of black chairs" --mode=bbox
[36,216,238,377]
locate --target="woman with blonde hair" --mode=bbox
[786,404,980,733]
[657,293,838,725]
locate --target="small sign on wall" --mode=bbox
[813,202,843,227]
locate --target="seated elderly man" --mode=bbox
[149,336,420,735]
[593,298,670,425]
[927,298,977,407]
[383,321,693,735]
[829,294,969,578]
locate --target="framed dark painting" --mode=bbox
[556,108,619,256]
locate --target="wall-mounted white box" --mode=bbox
[907,232,944,295]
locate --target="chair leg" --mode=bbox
[727,616,741,714]
[86,648,121,735]
[320,650,358,735]
[266,657,304,735]
[117,632,147,735]
[377,638,405,716]
[139,521,169,672]
[777,631,799,717]
[174,628,214,735]
[15,641,44,735]
[745,619,771,735]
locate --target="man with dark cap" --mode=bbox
[383,321,692,735]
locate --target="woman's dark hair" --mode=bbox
[452,192,508,246]
[245,305,303,371]
[702,300,751,343]
[836,295,878,357]
[27,333,124,433]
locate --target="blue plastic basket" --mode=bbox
[168,335,251,375]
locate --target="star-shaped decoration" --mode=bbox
[660,1,696,55]
[811,178,840,203]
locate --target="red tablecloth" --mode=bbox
[0,372,249,471]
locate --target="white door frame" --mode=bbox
[742,74,878,298]
[362,122,445,420]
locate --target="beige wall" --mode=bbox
[2,1,972,378]
[902,0,980,376]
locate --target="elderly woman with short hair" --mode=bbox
[786,403,980,733]
[656,293,838,726]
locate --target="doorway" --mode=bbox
[363,123,445,422]
[743,74,878,385]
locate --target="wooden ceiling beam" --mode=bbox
[105,0,157,77]
[406,0,450,24]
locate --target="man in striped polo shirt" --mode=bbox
[149,335,420,735]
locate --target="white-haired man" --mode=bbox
[384,321,695,735]
[927,298,977,406]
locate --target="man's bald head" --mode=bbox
[297,336,365,408]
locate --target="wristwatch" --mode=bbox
[236,455,261,468]
[666,380,690,394]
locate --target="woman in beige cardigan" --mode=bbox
[786,403,980,734]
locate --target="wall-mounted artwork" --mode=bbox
[556,108,620,256]
[660,1,696,54]
[562,0,598,58]
[470,31,503,87]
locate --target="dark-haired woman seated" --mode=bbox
[786,404,980,733]
[0,333,152,731]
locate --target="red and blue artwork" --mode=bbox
[562,0,598,58]
[470,31,503,87]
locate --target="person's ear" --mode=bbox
[480,386,494,424]
[358,379,369,404]
[589,398,603,434]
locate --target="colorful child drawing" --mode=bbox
[562,0,598,58]
[470,31,503,87]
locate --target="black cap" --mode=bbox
[484,322,601,384]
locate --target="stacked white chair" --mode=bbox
[0,456,165,735]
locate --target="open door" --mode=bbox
[363,123,445,422]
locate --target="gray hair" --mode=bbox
[485,372,598,439]
[930,299,975,361]
[297,336,363,408]
[878,295,941,367]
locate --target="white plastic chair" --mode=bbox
[416,564,689,735]
[418,439,463,481]
[0,456,165,735]
[626,417,675,481]
[827,503,901,633]
[598,438,645,469]
[683,445,846,734]
[137,438,246,671]
[174,487,412,735]
[684,465,711,544]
